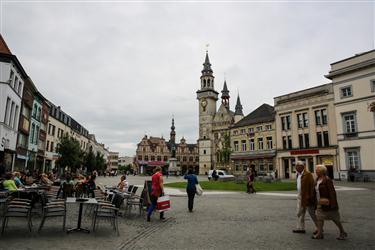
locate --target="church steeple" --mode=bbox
[221,80,230,109]
[235,94,244,116]
[234,94,244,123]
[200,51,215,91]
[201,51,213,76]
[170,118,176,143]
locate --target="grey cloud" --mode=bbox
[2,2,373,155]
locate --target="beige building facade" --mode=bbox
[45,103,100,172]
[230,104,276,176]
[108,151,119,172]
[274,83,339,179]
[45,108,72,170]
[325,50,375,180]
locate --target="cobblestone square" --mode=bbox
[0,176,374,250]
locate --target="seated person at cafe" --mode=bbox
[59,174,75,198]
[20,171,27,185]
[61,174,75,186]
[3,173,18,191]
[47,172,56,182]
[117,175,128,192]
[13,171,24,188]
[74,175,86,197]
[25,172,35,185]
[40,173,53,185]
[86,175,96,198]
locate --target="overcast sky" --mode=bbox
[1,1,373,156]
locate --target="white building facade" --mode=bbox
[0,39,26,171]
[326,50,375,180]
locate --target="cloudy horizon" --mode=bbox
[1,1,373,156]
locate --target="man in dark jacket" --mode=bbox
[293,161,318,234]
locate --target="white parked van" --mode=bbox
[208,170,235,181]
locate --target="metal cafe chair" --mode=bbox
[92,194,124,235]
[1,198,33,235]
[38,193,66,232]
[92,203,119,235]
[125,192,144,217]
[62,183,74,198]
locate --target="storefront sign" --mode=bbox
[321,157,333,165]
[290,149,319,155]
[17,154,29,160]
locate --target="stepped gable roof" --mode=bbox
[148,136,164,144]
[232,103,275,128]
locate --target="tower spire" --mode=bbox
[235,94,244,116]
[201,51,213,76]
[221,80,230,108]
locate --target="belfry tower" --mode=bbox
[196,51,219,174]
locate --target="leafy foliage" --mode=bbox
[95,152,106,171]
[56,134,83,173]
[118,164,133,173]
[216,132,232,164]
[83,147,96,173]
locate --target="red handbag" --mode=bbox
[157,195,171,212]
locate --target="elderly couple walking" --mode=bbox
[293,161,347,240]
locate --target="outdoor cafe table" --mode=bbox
[66,197,98,233]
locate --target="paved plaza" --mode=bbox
[0,176,374,250]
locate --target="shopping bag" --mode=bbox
[196,184,203,196]
[157,195,171,212]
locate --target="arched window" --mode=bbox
[203,79,206,88]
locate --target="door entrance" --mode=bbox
[284,159,290,179]
[326,165,334,179]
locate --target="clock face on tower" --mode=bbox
[201,99,207,108]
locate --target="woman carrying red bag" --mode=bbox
[147,166,166,222]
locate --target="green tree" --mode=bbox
[83,147,96,173]
[118,164,133,174]
[217,132,232,164]
[95,152,106,172]
[56,134,83,174]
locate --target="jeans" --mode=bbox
[147,195,164,219]
[187,188,196,211]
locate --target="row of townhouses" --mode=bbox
[0,35,110,173]
[198,50,375,180]
[135,118,199,175]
